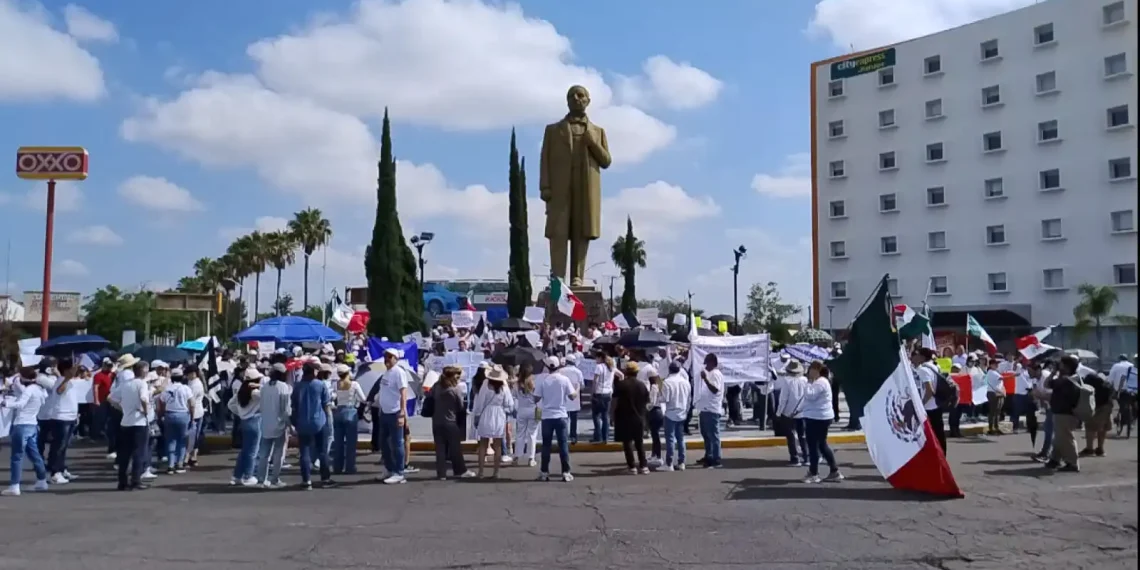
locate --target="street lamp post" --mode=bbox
[606,275,618,318]
[409,232,434,289]
[826,304,835,336]
[731,245,747,327]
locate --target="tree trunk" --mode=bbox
[275,268,283,314]
[303,253,311,309]
[254,272,261,318]
[1094,317,1103,358]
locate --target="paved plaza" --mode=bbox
[0,431,1135,570]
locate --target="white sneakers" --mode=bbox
[240,477,259,487]
[538,472,574,482]
[50,473,69,485]
[527,459,537,467]
[63,470,76,481]
[383,473,406,485]
[141,469,158,481]
[3,481,50,496]
[106,452,117,461]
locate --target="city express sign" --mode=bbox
[830,48,896,81]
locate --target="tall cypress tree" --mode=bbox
[506,129,527,318]
[620,216,638,315]
[517,156,532,305]
[365,108,417,339]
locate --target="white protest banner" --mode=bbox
[18,338,40,355]
[451,310,477,329]
[257,341,275,357]
[576,358,596,381]
[121,330,136,348]
[688,334,770,386]
[636,308,659,327]
[0,397,13,438]
[656,317,668,330]
[672,314,687,326]
[69,378,95,403]
[443,351,484,384]
[523,306,545,323]
[443,337,460,352]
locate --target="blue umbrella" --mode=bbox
[233,315,343,343]
[177,336,218,352]
[35,334,111,356]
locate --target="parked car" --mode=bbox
[423,282,471,316]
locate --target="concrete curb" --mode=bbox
[202,424,990,453]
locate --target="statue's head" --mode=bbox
[566,85,590,114]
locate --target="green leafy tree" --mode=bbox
[83,286,193,347]
[287,207,333,309]
[612,217,643,315]
[365,109,419,339]
[506,129,532,318]
[292,305,323,322]
[1072,283,1132,356]
[741,281,801,343]
[273,293,294,316]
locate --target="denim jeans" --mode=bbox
[255,434,288,484]
[232,414,261,480]
[782,417,807,461]
[1039,410,1055,457]
[591,394,612,442]
[332,407,359,474]
[378,412,406,475]
[804,418,837,476]
[8,424,48,486]
[42,419,75,475]
[187,417,204,455]
[298,427,332,484]
[540,417,571,474]
[91,401,107,440]
[105,407,123,453]
[163,411,191,468]
[698,411,722,466]
[664,417,686,467]
[1010,394,1030,431]
[568,410,579,442]
[117,425,148,487]
[647,407,664,458]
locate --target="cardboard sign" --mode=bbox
[936,357,953,374]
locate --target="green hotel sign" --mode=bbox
[830,48,896,80]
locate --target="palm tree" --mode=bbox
[610,229,647,272]
[226,237,252,317]
[287,208,333,309]
[265,231,298,313]
[1072,283,1122,357]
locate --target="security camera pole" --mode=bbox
[731,245,747,328]
[15,147,89,341]
[409,232,434,290]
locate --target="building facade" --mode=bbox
[811,0,1138,342]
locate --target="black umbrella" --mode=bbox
[618,328,671,348]
[491,344,545,370]
[35,334,111,356]
[491,317,535,332]
[123,344,193,365]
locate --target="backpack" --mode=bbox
[1071,377,1096,421]
[928,364,960,411]
[420,390,435,418]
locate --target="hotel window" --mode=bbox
[880,236,899,255]
[930,276,949,294]
[879,151,897,171]
[987,272,1008,292]
[829,241,847,258]
[924,55,942,75]
[982,85,1001,106]
[984,177,1004,198]
[1041,218,1064,240]
[1109,157,1132,180]
[926,142,945,162]
[1039,169,1061,191]
[1108,105,1130,128]
[926,186,946,206]
[1111,210,1135,232]
[831,281,848,299]
[983,131,1003,152]
[1034,23,1055,45]
[1105,53,1128,77]
[887,278,899,297]
[1103,2,1126,26]
[828,120,845,138]
[1036,71,1057,94]
[1114,263,1137,285]
[878,109,896,128]
[1038,120,1060,142]
[879,193,898,212]
[828,200,846,218]
[1043,268,1065,290]
[829,160,846,178]
[878,67,895,87]
[928,231,947,250]
[925,99,943,119]
[828,80,844,97]
[986,224,1006,245]
[980,39,1000,61]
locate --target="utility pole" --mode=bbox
[607,275,617,318]
[410,232,434,290]
[731,245,747,327]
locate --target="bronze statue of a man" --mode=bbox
[539,85,612,287]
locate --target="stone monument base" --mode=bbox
[536,284,609,326]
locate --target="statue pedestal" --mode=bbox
[536,285,609,326]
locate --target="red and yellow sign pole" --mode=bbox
[16,146,89,341]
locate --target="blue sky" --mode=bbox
[0,0,1033,317]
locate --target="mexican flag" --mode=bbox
[966,314,997,354]
[894,304,930,340]
[830,278,963,498]
[551,277,586,321]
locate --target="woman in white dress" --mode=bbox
[472,365,514,478]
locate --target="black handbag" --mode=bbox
[420,391,435,418]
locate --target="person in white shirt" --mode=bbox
[255,363,293,488]
[694,354,725,468]
[801,362,843,483]
[227,370,262,487]
[110,357,152,490]
[645,367,665,465]
[659,362,691,471]
[951,345,968,370]
[1,367,51,496]
[159,368,196,474]
[185,365,207,467]
[911,348,947,455]
[983,358,1006,435]
[42,357,82,484]
[558,356,584,444]
[513,363,542,467]
[332,364,365,475]
[591,356,616,443]
[533,357,576,482]
[375,348,410,484]
[1108,355,1137,439]
[776,360,808,466]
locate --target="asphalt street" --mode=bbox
[0,433,1135,570]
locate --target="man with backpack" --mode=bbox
[910,348,950,456]
[1047,356,1085,472]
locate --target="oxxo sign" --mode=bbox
[16,146,89,180]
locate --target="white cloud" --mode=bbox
[751,153,811,199]
[254,216,288,232]
[66,224,123,246]
[690,228,813,319]
[807,0,1034,50]
[57,259,89,277]
[25,180,82,212]
[118,175,205,212]
[62,4,118,43]
[0,0,106,101]
[615,55,724,111]
[602,181,720,241]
